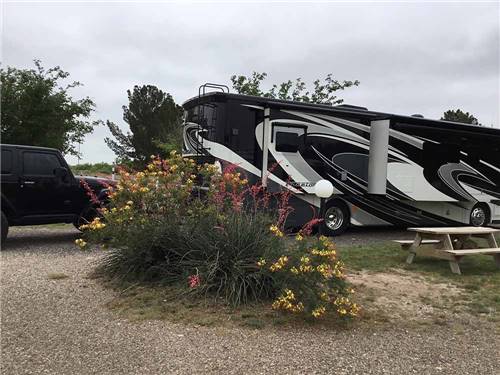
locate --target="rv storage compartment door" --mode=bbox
[368,119,390,195]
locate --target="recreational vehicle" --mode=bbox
[182,85,500,235]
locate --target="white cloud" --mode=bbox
[3,2,499,163]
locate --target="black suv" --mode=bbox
[1,144,113,241]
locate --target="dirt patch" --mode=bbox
[348,269,464,323]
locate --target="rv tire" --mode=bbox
[469,203,490,227]
[321,200,350,236]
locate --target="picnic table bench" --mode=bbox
[393,226,500,275]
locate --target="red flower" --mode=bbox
[188,274,200,288]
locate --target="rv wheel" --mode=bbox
[321,200,350,236]
[469,204,489,227]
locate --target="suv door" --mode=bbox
[1,148,19,216]
[17,150,73,216]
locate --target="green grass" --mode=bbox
[339,241,500,319]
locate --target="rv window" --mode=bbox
[275,132,300,153]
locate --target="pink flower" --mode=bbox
[188,274,200,288]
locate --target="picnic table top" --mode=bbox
[408,226,500,235]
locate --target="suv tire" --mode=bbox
[73,204,101,231]
[1,211,9,242]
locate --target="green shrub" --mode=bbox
[175,210,285,306]
[78,153,358,319]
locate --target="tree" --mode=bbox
[230,72,360,105]
[70,162,113,176]
[441,109,481,126]
[105,85,183,164]
[1,60,98,156]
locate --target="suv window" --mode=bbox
[1,150,13,174]
[23,152,62,176]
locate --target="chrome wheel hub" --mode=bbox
[325,207,344,231]
[470,207,486,226]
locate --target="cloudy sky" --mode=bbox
[3,1,499,164]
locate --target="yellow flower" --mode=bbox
[312,306,326,318]
[300,256,311,264]
[349,304,359,316]
[295,233,304,241]
[299,264,313,273]
[272,289,304,313]
[319,235,329,242]
[316,263,333,278]
[269,224,284,237]
[257,258,266,267]
[269,256,288,272]
[74,238,87,248]
[310,248,336,258]
[139,187,150,193]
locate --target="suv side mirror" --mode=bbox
[54,167,69,181]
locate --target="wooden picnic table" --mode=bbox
[397,226,500,275]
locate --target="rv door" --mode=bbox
[263,120,308,190]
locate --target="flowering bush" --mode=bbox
[261,234,358,318]
[78,152,358,319]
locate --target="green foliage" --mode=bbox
[176,211,284,306]
[441,109,481,126]
[105,85,183,166]
[0,60,99,156]
[230,71,360,105]
[79,155,356,319]
[71,162,113,175]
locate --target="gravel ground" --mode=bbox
[1,226,499,375]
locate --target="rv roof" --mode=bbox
[182,91,500,139]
